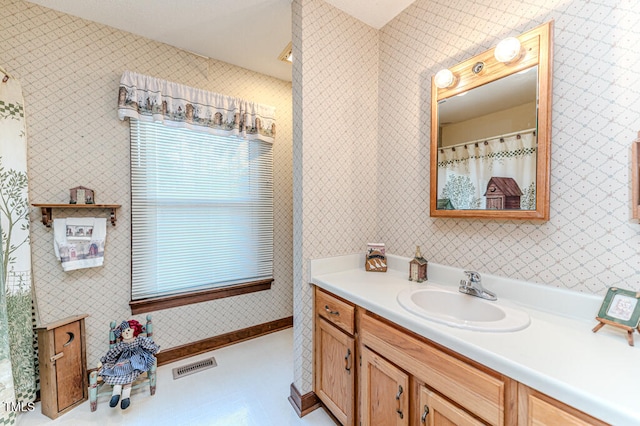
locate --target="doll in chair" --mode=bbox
[97,319,160,409]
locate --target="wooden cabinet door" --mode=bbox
[360,346,409,426]
[315,318,355,425]
[53,321,84,411]
[518,384,608,426]
[418,385,485,426]
[36,314,88,419]
[359,311,507,425]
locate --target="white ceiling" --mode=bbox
[26,0,416,82]
[324,0,416,29]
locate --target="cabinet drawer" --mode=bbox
[315,288,355,335]
[360,312,507,426]
[419,385,486,426]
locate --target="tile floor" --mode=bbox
[17,329,336,425]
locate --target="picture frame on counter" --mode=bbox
[365,243,387,272]
[592,287,640,346]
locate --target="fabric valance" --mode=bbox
[117,71,276,143]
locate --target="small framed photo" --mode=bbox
[69,186,95,205]
[597,287,640,328]
[66,224,94,241]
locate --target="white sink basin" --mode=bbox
[397,287,530,332]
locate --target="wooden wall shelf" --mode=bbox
[32,203,121,227]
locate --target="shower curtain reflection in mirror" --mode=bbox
[436,129,537,210]
[0,67,37,426]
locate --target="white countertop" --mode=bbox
[310,253,640,425]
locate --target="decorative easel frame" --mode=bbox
[592,287,640,346]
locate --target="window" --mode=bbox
[129,119,273,312]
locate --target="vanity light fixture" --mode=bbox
[494,37,522,63]
[434,68,456,89]
[472,61,484,74]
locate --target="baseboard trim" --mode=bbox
[288,382,322,417]
[156,316,293,366]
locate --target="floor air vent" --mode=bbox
[172,357,217,380]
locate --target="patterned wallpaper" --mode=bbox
[2,0,639,402]
[292,0,379,392]
[1,0,293,366]
[293,0,640,395]
[378,0,640,294]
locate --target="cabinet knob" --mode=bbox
[395,385,404,419]
[421,405,430,423]
[395,385,403,400]
[344,349,352,373]
[324,305,340,316]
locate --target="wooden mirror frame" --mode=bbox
[430,21,553,220]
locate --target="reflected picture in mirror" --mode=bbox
[430,21,553,220]
[437,67,538,211]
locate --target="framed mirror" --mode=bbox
[430,21,553,220]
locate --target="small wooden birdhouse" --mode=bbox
[69,186,95,205]
[484,177,522,210]
[409,246,428,282]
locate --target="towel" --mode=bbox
[53,217,107,271]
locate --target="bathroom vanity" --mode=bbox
[311,254,640,425]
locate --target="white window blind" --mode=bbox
[130,119,273,300]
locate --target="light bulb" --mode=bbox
[494,37,522,63]
[434,69,455,89]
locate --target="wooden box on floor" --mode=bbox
[36,314,89,419]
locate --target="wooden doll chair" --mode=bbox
[88,314,157,411]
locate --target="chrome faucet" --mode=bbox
[459,271,497,301]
